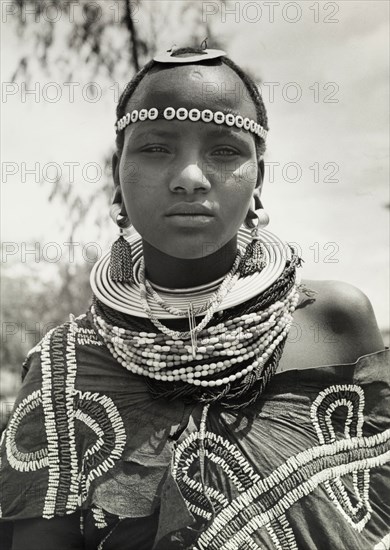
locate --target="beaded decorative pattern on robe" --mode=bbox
[0,313,389,550]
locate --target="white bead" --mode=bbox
[148,108,158,120]
[243,117,251,130]
[189,108,201,121]
[131,110,139,123]
[164,107,175,120]
[250,120,257,132]
[225,113,235,126]
[139,108,148,121]
[176,107,188,120]
[125,113,131,125]
[201,109,213,122]
[214,111,225,124]
[235,115,244,128]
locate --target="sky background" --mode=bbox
[1,0,389,332]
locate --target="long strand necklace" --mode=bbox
[138,250,243,356]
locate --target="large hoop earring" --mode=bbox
[240,199,269,276]
[244,197,270,230]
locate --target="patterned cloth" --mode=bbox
[0,311,389,550]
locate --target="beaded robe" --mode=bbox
[0,310,389,550]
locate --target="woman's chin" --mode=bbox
[155,246,212,260]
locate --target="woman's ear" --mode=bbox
[111,151,131,227]
[112,152,120,187]
[256,158,265,193]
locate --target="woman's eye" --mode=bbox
[211,147,240,157]
[140,145,170,153]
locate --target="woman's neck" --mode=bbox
[142,236,238,289]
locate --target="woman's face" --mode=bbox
[117,63,259,259]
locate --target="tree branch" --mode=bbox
[125,0,140,72]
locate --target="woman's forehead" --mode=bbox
[125,63,257,121]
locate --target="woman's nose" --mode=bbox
[169,163,211,194]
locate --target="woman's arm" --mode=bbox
[11,512,84,550]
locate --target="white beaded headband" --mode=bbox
[115,107,268,140]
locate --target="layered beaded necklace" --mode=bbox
[90,229,302,408]
[91,285,298,388]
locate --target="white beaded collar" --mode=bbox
[90,227,296,319]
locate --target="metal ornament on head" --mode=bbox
[153,38,226,63]
[153,47,227,64]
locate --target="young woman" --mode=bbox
[1,47,388,550]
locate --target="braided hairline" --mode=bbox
[115,50,268,157]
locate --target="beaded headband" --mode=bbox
[115,107,268,139]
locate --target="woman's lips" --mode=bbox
[165,214,215,227]
[165,201,216,217]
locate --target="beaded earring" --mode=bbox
[109,203,135,284]
[239,197,269,277]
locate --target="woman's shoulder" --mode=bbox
[302,279,377,312]
[303,279,384,350]
[278,279,385,372]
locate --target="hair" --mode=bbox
[115,47,269,158]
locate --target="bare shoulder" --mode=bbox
[278,279,385,372]
[301,279,378,318]
[299,279,385,354]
